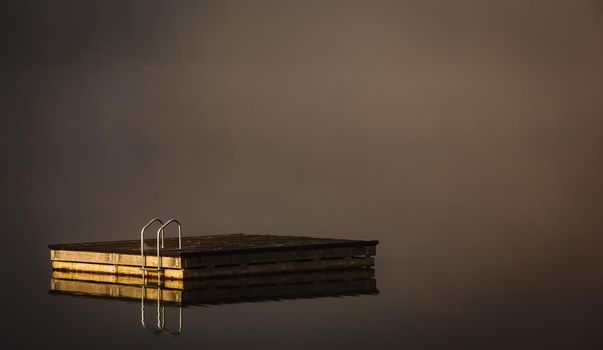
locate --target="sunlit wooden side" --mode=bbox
[51,256,374,279]
[52,261,184,279]
[50,249,181,268]
[51,270,184,289]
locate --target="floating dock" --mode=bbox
[49,234,378,279]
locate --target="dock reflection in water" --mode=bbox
[49,269,378,335]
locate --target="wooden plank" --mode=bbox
[182,245,375,268]
[182,257,374,278]
[51,269,375,291]
[50,244,374,269]
[52,257,374,279]
[51,249,182,268]
[52,261,184,279]
[49,234,378,257]
[51,270,183,289]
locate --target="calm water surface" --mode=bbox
[3,228,602,349]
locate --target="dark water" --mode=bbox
[3,1,603,348]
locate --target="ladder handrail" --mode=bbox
[155,219,182,271]
[140,218,164,269]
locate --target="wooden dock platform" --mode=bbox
[49,234,378,279]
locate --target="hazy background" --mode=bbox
[2,0,603,348]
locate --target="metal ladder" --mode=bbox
[140,218,183,278]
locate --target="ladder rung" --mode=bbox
[141,267,163,271]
